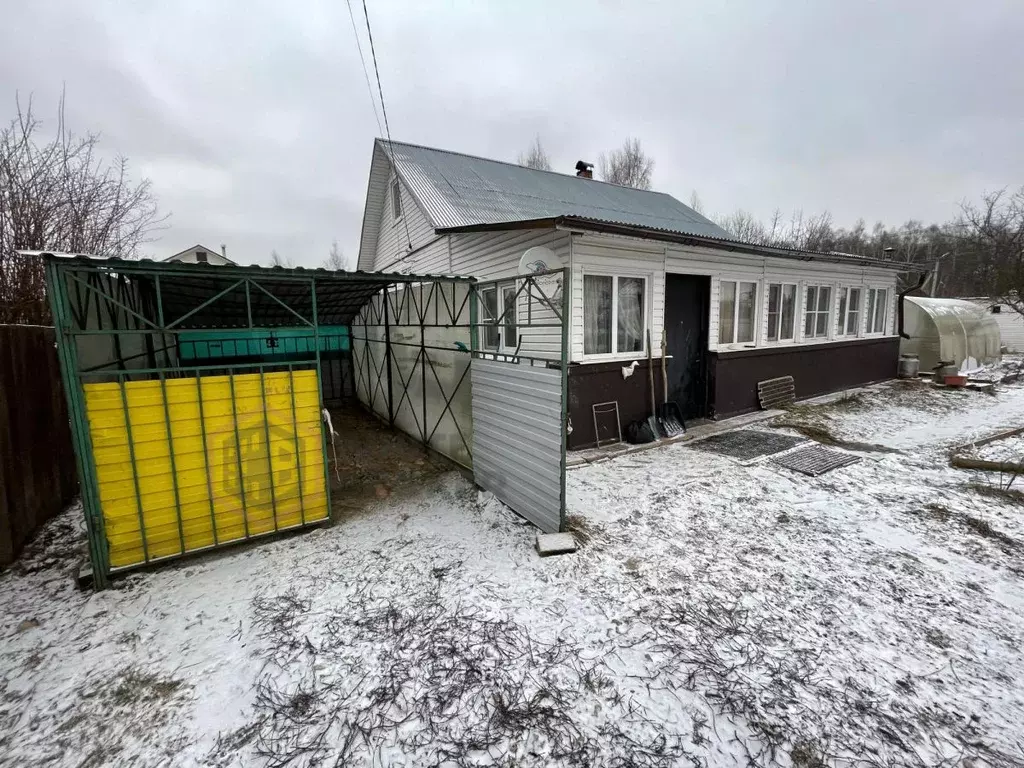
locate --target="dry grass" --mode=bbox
[916,502,1019,553]
[967,481,1024,506]
[103,669,185,708]
[773,419,899,454]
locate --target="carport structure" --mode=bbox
[40,254,569,588]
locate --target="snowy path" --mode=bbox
[2,380,1024,766]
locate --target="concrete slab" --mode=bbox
[536,532,578,557]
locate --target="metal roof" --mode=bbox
[383,139,732,239]
[29,252,474,328]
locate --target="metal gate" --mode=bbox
[350,269,570,532]
[470,270,569,532]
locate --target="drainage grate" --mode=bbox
[688,430,807,461]
[773,445,862,476]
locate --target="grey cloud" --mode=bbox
[2,1,1021,267]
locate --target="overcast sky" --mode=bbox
[3,1,1022,267]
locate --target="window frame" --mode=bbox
[480,281,518,352]
[802,284,833,341]
[390,177,402,222]
[582,271,648,360]
[836,286,863,337]
[717,278,759,347]
[865,287,889,335]
[765,282,797,344]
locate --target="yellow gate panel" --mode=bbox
[84,370,328,569]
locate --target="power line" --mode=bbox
[359,0,413,255]
[344,0,383,138]
[361,0,394,148]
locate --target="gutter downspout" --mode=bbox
[898,272,929,339]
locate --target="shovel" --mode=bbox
[646,330,663,438]
[657,336,685,437]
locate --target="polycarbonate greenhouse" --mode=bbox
[900,296,1002,372]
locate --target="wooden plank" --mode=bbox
[758,375,795,410]
[950,455,1024,474]
[0,326,78,566]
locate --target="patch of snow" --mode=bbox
[2,382,1024,766]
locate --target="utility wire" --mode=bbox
[360,0,414,255]
[345,0,384,138]
[361,0,393,150]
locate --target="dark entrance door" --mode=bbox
[664,274,710,420]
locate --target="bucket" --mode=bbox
[897,354,919,379]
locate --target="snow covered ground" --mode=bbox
[3,378,1024,767]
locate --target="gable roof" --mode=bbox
[357,139,731,269]
[357,139,906,272]
[165,244,236,264]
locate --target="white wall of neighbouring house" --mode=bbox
[167,246,232,266]
[967,299,1024,353]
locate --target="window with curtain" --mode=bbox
[718,280,758,345]
[866,288,888,333]
[766,283,796,342]
[584,274,646,355]
[803,285,832,339]
[837,287,862,336]
[501,284,518,348]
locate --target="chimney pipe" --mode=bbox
[575,160,594,179]
[221,244,227,260]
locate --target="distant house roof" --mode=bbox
[165,244,236,264]
[380,139,731,238]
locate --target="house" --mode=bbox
[963,297,1024,353]
[356,139,905,449]
[165,244,235,266]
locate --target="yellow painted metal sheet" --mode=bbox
[84,370,328,568]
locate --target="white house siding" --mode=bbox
[664,245,898,352]
[450,229,571,361]
[368,167,437,273]
[562,232,899,364]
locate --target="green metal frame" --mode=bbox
[43,254,570,588]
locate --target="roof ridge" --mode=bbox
[375,137,677,198]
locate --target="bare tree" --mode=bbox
[958,188,1024,316]
[0,94,165,324]
[688,191,706,216]
[323,239,345,270]
[597,138,654,189]
[517,136,552,171]
[267,249,295,268]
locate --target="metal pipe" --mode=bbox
[898,272,929,340]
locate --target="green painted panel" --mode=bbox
[178,327,349,361]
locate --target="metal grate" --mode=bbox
[773,445,862,476]
[688,430,806,461]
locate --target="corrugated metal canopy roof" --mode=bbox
[31,252,473,328]
[384,140,732,239]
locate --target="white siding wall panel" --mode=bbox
[471,359,563,533]
[663,244,899,351]
[370,170,437,272]
[449,229,570,280]
[450,229,571,361]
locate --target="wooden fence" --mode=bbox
[0,325,78,566]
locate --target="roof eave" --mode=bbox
[555,217,908,271]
